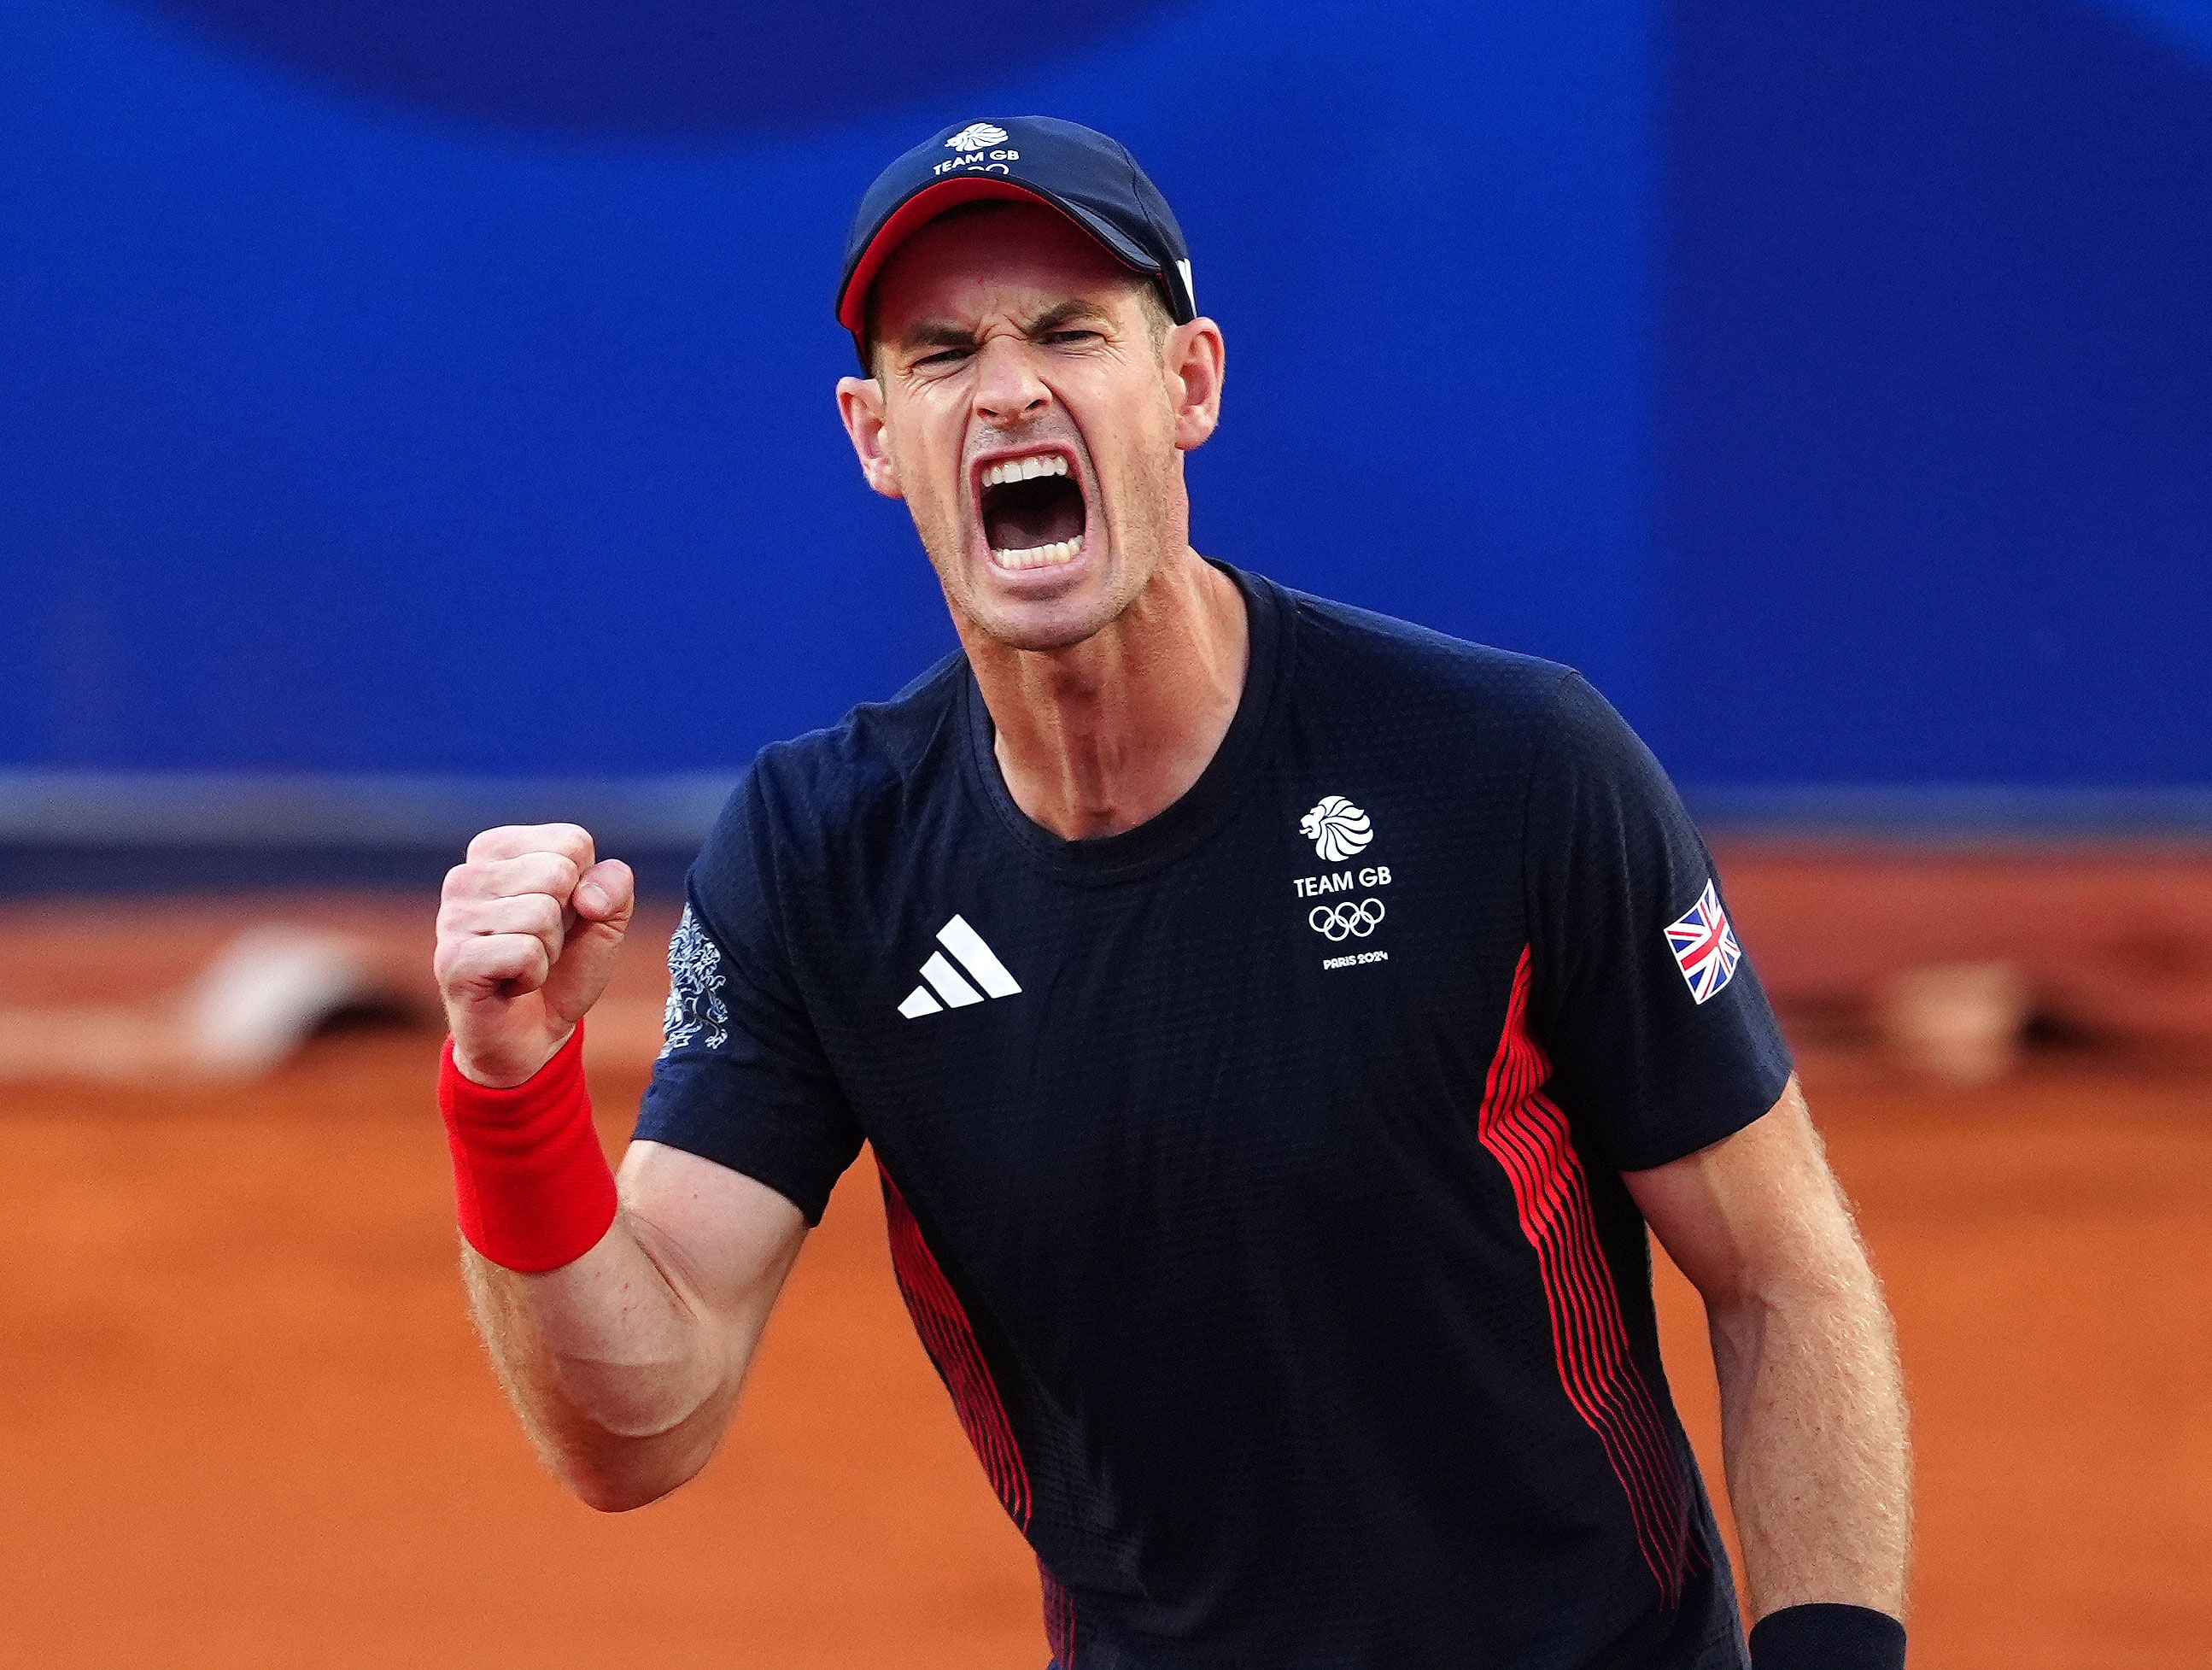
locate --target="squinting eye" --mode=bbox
[1045,331,1098,346]
[913,348,970,369]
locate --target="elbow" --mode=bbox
[560,1451,699,1515]
[570,1469,681,1515]
[539,1362,736,1513]
[552,1428,715,1515]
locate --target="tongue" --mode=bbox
[983,477,1086,551]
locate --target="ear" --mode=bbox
[836,374,904,500]
[1166,317,1226,453]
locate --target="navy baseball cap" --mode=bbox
[837,115,1197,360]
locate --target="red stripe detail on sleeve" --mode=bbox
[1474,947,1699,1607]
[878,1161,1034,1531]
[1040,1562,1079,1667]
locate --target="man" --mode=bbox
[434,117,1911,1669]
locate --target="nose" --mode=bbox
[972,334,1050,428]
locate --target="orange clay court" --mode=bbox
[0,865,2207,1670]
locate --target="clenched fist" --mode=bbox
[436,823,635,1088]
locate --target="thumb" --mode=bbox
[542,858,635,1027]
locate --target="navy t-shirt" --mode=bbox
[637,565,1793,1670]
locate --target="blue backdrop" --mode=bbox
[3,0,2205,824]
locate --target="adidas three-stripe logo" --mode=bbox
[898,916,1022,1019]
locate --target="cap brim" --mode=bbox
[837,176,1161,335]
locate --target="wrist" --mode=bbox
[438,1021,617,1272]
[449,1026,576,1091]
[1749,1604,1906,1670]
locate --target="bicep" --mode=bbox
[617,1139,810,1357]
[1623,1078,1868,1309]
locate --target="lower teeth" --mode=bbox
[994,536,1081,570]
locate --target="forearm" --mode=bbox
[432,829,808,1510]
[460,1207,749,1510]
[1707,1257,1912,1620]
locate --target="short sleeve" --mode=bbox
[632,763,863,1224]
[1522,674,1793,1172]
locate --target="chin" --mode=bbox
[926,524,1136,654]
[964,584,1121,653]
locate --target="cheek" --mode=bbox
[884,410,963,513]
[911,454,966,526]
[1089,394,1178,510]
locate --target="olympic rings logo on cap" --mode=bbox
[1308,899,1386,941]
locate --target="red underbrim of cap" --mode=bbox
[837,177,1149,335]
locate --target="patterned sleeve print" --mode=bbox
[660,903,730,1057]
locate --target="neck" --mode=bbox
[963,549,1249,841]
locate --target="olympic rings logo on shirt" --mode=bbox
[1308,898,1386,940]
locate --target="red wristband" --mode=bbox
[438,1023,617,1272]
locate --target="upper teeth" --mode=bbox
[981,454,1069,488]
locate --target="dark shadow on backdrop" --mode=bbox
[136,0,1183,137]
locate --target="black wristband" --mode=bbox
[1748,1603,1906,1670]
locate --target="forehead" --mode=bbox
[870,202,1143,334]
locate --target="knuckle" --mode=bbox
[453,863,499,901]
[465,826,517,863]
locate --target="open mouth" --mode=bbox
[976,452,1088,571]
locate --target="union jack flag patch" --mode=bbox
[1664,880,1741,1005]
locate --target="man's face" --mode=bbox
[839,203,1216,653]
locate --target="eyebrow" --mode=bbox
[1027,299,1113,335]
[892,298,1115,356]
